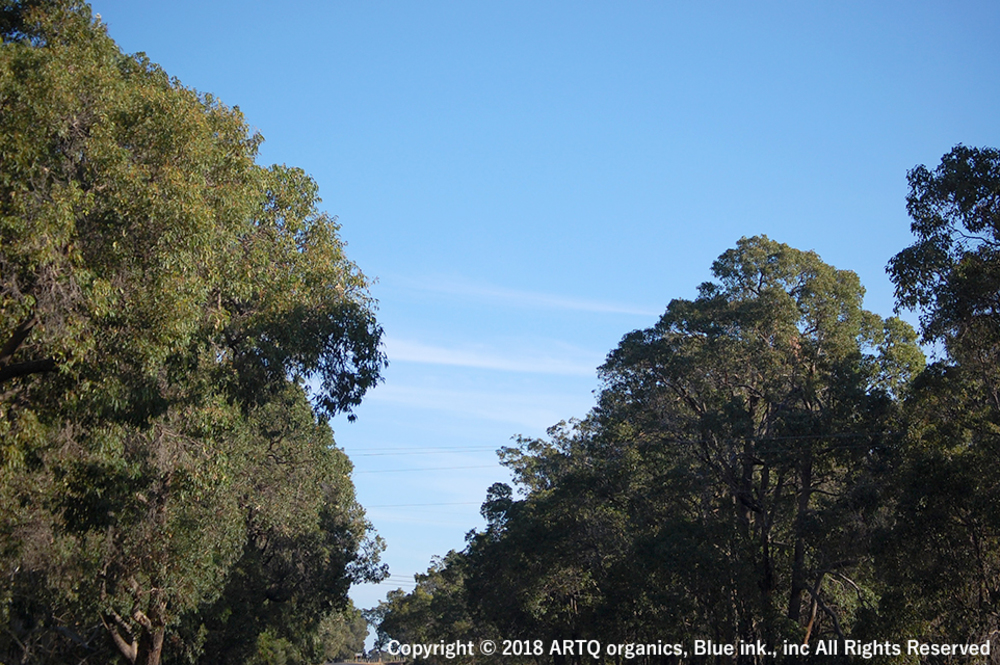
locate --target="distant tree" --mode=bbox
[0,2,386,664]
[313,602,370,663]
[374,551,480,664]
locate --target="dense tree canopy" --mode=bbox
[0,2,386,663]
[378,236,926,662]
[888,145,1000,354]
[374,551,479,663]
[878,145,1000,650]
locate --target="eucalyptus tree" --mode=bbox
[880,145,1000,647]
[375,550,480,663]
[0,2,385,663]
[888,145,1000,365]
[471,237,922,654]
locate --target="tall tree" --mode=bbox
[0,2,386,663]
[881,145,1000,647]
[464,237,922,655]
[378,238,923,660]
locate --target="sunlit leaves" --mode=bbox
[0,2,385,663]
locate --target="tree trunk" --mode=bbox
[787,453,813,622]
[134,624,166,665]
[104,603,167,665]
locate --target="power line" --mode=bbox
[346,446,499,457]
[354,465,499,474]
[342,445,499,453]
[366,502,480,508]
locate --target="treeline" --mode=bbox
[1,2,384,664]
[375,146,1000,664]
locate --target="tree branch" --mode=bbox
[0,358,56,384]
[101,611,137,664]
[0,313,38,366]
[808,587,845,640]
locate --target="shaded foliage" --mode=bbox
[876,144,1000,653]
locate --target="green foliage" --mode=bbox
[0,2,386,663]
[873,363,1000,646]
[888,145,1000,350]
[239,602,368,665]
[375,552,481,664]
[879,145,1000,647]
[166,386,385,665]
[379,237,924,661]
[313,602,370,663]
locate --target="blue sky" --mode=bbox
[89,0,1000,610]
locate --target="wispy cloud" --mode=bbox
[365,383,590,430]
[398,275,662,317]
[384,337,600,376]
